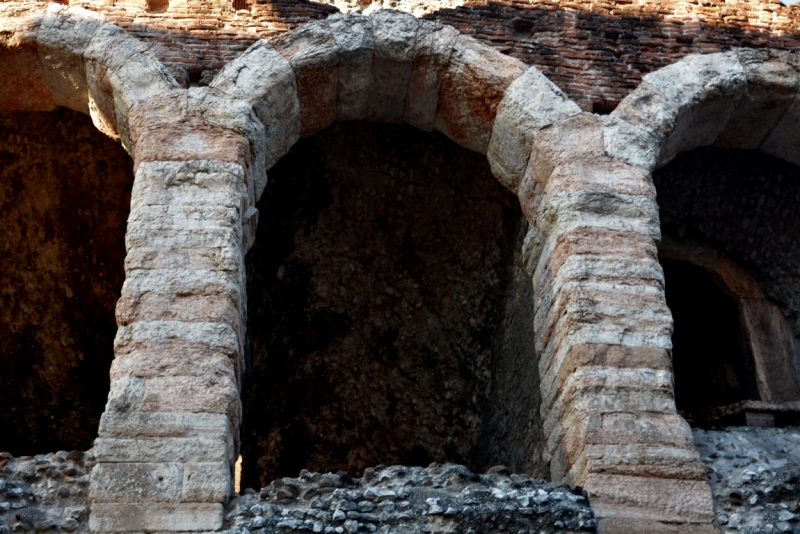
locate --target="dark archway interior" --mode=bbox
[661,259,757,414]
[0,108,133,455]
[243,121,543,489]
[654,147,800,417]
[654,147,800,346]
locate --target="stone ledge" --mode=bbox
[89,503,223,532]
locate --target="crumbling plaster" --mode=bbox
[2,2,800,533]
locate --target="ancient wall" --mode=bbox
[31,0,800,112]
[0,108,133,456]
[5,3,800,533]
[243,121,542,487]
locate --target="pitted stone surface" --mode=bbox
[694,427,800,534]
[0,450,94,534]
[225,464,597,534]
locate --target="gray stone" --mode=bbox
[223,464,596,533]
[36,4,104,114]
[367,10,418,123]
[327,13,374,122]
[403,19,458,132]
[209,40,300,185]
[487,66,581,192]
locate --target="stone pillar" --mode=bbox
[520,113,716,534]
[88,87,264,533]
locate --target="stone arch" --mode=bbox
[659,238,800,414]
[0,2,179,152]
[608,48,800,172]
[0,5,734,533]
[606,50,800,409]
[208,10,582,200]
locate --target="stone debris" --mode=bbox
[0,451,94,534]
[694,426,800,534]
[224,463,597,533]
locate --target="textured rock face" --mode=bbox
[225,464,597,534]
[243,121,541,487]
[0,108,133,455]
[694,426,800,534]
[654,147,800,379]
[0,450,95,534]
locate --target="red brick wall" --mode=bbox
[19,0,800,108]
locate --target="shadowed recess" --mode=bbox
[661,259,757,414]
[243,121,543,488]
[0,108,133,455]
[654,147,800,345]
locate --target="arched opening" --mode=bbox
[0,108,133,455]
[661,259,757,414]
[654,146,800,426]
[242,121,543,488]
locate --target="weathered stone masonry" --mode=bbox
[2,1,800,534]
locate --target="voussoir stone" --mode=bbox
[644,52,746,167]
[108,52,178,149]
[83,24,150,144]
[762,92,800,167]
[715,49,800,149]
[403,19,458,132]
[328,13,374,122]
[601,114,660,172]
[434,34,526,154]
[487,65,581,192]
[36,4,104,114]
[209,39,300,186]
[367,9,418,123]
[271,19,339,138]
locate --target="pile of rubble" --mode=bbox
[0,451,94,534]
[694,427,800,533]
[225,463,597,533]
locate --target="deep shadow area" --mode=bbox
[654,147,800,369]
[243,121,542,488]
[0,108,133,455]
[661,259,757,414]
